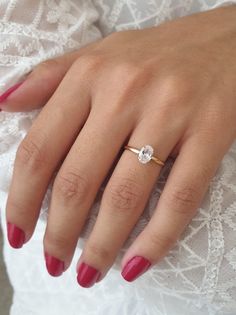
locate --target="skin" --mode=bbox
[2,6,236,285]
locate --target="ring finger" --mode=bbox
[76,117,184,287]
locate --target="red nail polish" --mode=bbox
[7,222,25,249]
[77,262,101,288]
[121,256,151,282]
[44,252,65,277]
[0,82,23,103]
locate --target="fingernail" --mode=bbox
[121,256,151,282]
[77,262,101,288]
[44,252,65,277]
[0,82,23,104]
[7,222,25,249]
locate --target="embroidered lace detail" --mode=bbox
[46,0,78,31]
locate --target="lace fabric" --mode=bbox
[1,1,236,314]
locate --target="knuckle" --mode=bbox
[16,137,45,170]
[34,59,63,78]
[168,186,199,213]
[197,163,215,184]
[86,242,113,263]
[110,64,153,114]
[7,198,28,220]
[44,232,69,250]
[73,53,105,76]
[106,177,143,212]
[170,72,193,95]
[148,231,175,252]
[54,169,89,201]
[119,64,151,93]
[160,73,194,108]
[123,67,151,94]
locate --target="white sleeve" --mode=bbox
[213,0,236,7]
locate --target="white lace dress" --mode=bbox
[1,1,236,314]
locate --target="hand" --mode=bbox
[4,6,236,288]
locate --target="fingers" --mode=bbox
[121,135,222,282]
[6,62,91,249]
[0,52,78,112]
[43,109,133,277]
[76,119,179,287]
[0,40,99,112]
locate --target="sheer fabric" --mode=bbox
[1,1,236,314]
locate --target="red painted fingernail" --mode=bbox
[7,222,25,249]
[121,256,151,282]
[0,82,23,103]
[44,252,65,277]
[77,262,101,288]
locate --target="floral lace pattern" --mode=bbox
[1,1,236,314]
[46,0,78,31]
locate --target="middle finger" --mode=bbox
[76,117,182,287]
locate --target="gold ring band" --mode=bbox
[124,144,165,167]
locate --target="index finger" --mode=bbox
[5,60,91,248]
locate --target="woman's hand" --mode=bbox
[4,6,236,287]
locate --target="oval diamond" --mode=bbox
[138,145,154,164]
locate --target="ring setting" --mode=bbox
[124,144,165,167]
[138,145,154,164]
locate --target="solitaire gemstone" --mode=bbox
[138,145,154,164]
